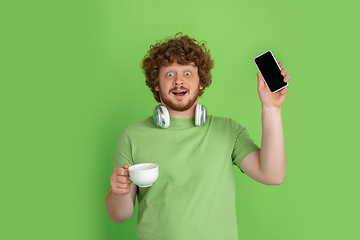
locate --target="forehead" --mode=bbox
[161,61,197,71]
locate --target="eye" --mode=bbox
[184,71,191,76]
[167,72,174,77]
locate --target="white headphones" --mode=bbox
[153,104,208,129]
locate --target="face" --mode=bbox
[155,61,203,112]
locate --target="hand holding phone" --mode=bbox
[254,51,288,93]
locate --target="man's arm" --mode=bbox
[105,164,137,224]
[105,185,137,224]
[240,62,289,185]
[240,107,286,185]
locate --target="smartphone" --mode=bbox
[254,50,288,93]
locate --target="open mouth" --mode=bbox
[172,90,188,96]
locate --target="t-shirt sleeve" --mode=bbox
[113,126,134,168]
[231,122,260,170]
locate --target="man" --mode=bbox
[105,33,290,240]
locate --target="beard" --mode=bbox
[159,86,200,112]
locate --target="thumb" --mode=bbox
[123,163,131,170]
[257,72,266,90]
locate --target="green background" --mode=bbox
[2,0,359,239]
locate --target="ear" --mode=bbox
[154,86,159,91]
[199,85,203,90]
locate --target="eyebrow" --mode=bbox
[164,64,197,70]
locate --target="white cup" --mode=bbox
[128,163,159,187]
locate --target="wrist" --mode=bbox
[262,105,282,113]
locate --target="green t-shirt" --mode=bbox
[114,115,260,240]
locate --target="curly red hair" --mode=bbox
[141,33,214,103]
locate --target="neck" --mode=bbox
[163,101,198,118]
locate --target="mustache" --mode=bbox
[169,86,189,92]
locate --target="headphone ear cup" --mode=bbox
[195,104,208,126]
[195,104,201,126]
[161,106,170,128]
[153,105,170,129]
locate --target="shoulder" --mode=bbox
[127,116,154,129]
[123,116,158,138]
[207,115,247,137]
[209,115,244,129]
[117,116,154,137]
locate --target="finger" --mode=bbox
[114,167,130,176]
[114,182,131,189]
[113,167,121,176]
[281,68,287,76]
[123,163,131,169]
[284,74,290,82]
[257,72,265,85]
[116,175,132,184]
[280,87,288,95]
[278,62,283,68]
[110,179,132,193]
[111,172,127,184]
[257,72,267,92]
[112,185,131,195]
[121,185,132,195]
[119,168,130,176]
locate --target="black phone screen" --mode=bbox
[254,51,287,93]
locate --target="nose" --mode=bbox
[174,74,184,86]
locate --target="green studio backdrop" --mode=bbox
[1,0,359,239]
